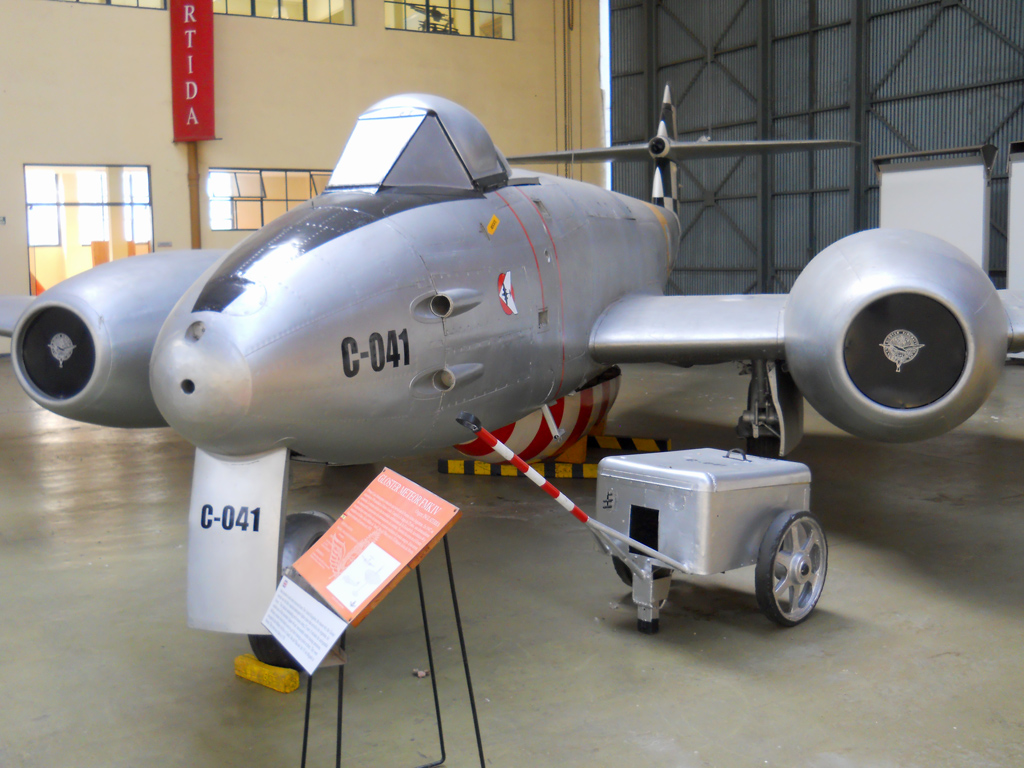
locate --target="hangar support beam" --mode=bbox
[187,142,202,249]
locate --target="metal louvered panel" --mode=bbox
[660,0,762,296]
[610,1,651,202]
[610,0,1024,292]
[863,0,1024,287]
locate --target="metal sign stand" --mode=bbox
[298,536,486,768]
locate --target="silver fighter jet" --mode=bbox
[2,94,1023,663]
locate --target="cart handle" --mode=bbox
[456,411,691,574]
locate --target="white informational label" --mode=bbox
[327,543,401,613]
[186,447,289,634]
[262,576,348,676]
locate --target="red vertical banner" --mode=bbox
[170,0,215,142]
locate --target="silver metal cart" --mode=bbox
[595,448,828,634]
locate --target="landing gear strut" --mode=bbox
[736,359,804,459]
[737,360,782,458]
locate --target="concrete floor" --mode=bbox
[1,356,1023,768]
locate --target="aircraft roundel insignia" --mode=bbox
[880,329,925,372]
[498,271,518,316]
[48,333,76,368]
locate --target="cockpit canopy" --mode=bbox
[327,94,510,193]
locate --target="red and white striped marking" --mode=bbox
[459,415,690,571]
[454,377,620,463]
[467,419,590,523]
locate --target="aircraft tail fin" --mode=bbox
[508,81,853,169]
[654,86,677,212]
[651,166,666,208]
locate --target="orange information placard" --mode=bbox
[292,468,460,626]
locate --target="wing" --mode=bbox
[1002,289,1024,352]
[587,225,1024,453]
[0,296,34,337]
[589,294,787,366]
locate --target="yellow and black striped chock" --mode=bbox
[438,459,599,479]
[588,435,671,452]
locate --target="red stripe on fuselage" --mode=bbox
[494,190,545,307]
[517,187,566,396]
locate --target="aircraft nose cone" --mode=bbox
[150,320,252,446]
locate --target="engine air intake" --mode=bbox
[843,294,966,409]
[20,307,95,400]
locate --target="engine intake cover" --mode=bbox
[20,306,96,400]
[11,250,224,428]
[844,294,966,409]
[785,229,1007,442]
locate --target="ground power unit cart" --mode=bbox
[595,449,828,633]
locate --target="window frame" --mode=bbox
[46,0,167,10]
[25,170,63,249]
[384,1,514,40]
[207,168,333,232]
[213,0,355,26]
[24,163,155,296]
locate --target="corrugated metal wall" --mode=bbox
[610,0,1024,294]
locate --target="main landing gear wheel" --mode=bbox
[745,435,781,459]
[248,510,334,669]
[755,510,827,627]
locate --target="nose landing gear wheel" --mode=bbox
[248,510,335,669]
[755,510,827,626]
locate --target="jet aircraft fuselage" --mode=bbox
[150,175,678,464]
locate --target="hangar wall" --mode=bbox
[611,0,1024,295]
[0,0,603,353]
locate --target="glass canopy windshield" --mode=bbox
[327,106,475,192]
[328,107,427,188]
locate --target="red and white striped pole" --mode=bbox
[455,412,689,572]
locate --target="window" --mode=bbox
[213,0,353,25]
[208,169,332,231]
[49,0,165,8]
[385,1,513,39]
[124,169,154,245]
[25,171,61,249]
[76,171,109,247]
[24,166,154,295]
[328,108,428,188]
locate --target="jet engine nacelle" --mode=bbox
[784,229,1008,442]
[11,250,224,428]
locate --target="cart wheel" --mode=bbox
[611,557,670,588]
[612,556,633,586]
[755,510,827,626]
